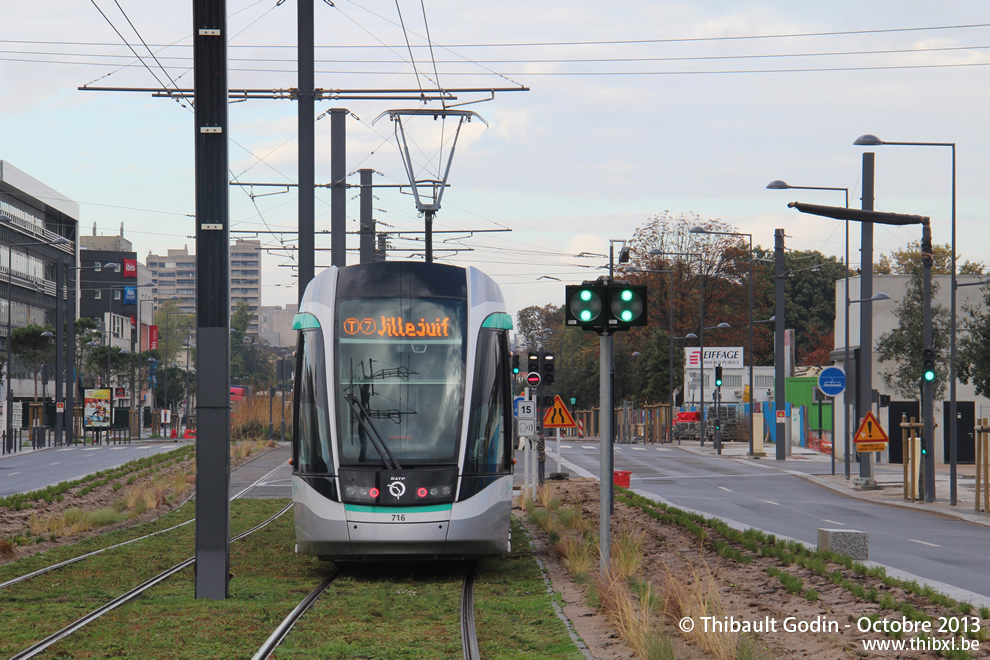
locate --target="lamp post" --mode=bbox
[767,180,850,467]
[690,226,756,457]
[848,292,891,478]
[625,265,674,442]
[3,235,72,453]
[648,249,705,442]
[854,135,958,505]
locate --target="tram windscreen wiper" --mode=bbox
[344,393,402,470]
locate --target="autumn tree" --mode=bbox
[515,304,563,349]
[876,241,984,276]
[875,268,950,400]
[957,285,990,397]
[11,324,56,401]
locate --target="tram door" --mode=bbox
[943,400,975,464]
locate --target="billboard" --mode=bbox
[84,389,111,429]
[685,347,745,369]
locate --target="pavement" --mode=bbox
[670,438,990,528]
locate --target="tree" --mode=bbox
[877,241,984,276]
[516,304,563,349]
[875,268,951,400]
[957,285,990,397]
[11,324,55,401]
[154,300,193,367]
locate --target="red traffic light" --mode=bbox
[526,372,542,386]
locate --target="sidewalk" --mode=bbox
[674,438,990,527]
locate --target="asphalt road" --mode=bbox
[0,442,194,497]
[550,441,990,607]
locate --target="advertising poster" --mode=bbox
[84,388,111,429]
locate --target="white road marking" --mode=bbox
[821,519,845,526]
[560,444,572,449]
[56,448,74,452]
[82,448,100,452]
[718,486,732,492]
[8,472,19,476]
[50,462,60,466]
[631,447,647,451]
[762,500,780,506]
[909,539,941,548]
[654,447,671,452]
[581,446,596,450]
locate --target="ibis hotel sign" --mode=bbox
[685,347,744,369]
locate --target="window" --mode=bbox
[94,290,102,300]
[94,262,102,272]
[114,290,121,300]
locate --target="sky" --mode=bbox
[3,1,989,322]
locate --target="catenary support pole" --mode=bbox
[55,255,65,446]
[330,108,346,268]
[859,153,875,482]
[774,229,786,460]
[296,0,314,301]
[193,0,231,600]
[359,169,374,264]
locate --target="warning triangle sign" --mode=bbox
[543,395,577,428]
[853,411,889,444]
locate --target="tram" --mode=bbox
[291,261,514,559]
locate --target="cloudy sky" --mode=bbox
[3,1,989,320]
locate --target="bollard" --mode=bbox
[977,419,990,514]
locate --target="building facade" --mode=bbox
[0,161,78,429]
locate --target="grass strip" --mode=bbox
[0,498,285,658]
[21,510,588,659]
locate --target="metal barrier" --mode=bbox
[900,415,922,502]
[976,418,990,514]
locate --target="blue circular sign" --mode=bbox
[818,367,846,397]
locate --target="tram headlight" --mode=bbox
[345,486,356,496]
[441,486,452,496]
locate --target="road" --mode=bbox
[0,442,194,497]
[550,441,990,607]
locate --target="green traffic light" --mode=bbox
[924,370,935,382]
[580,289,592,301]
[580,310,592,322]
[620,310,633,322]
[620,289,633,301]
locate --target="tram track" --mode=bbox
[7,502,293,660]
[251,561,482,660]
[0,457,288,591]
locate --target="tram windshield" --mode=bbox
[336,297,466,466]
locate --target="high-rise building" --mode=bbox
[147,239,262,332]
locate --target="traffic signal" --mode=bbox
[511,354,521,375]
[542,352,555,385]
[714,365,723,388]
[565,283,607,329]
[606,282,647,328]
[920,436,928,456]
[922,348,936,383]
[528,352,539,374]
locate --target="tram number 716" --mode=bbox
[391,514,406,522]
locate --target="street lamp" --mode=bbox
[625,265,675,442]
[3,234,72,453]
[854,134,959,505]
[768,180,850,466]
[649,248,707,442]
[690,226,758,457]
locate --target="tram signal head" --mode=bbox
[526,372,541,387]
[511,354,521,375]
[922,348,936,383]
[606,282,647,328]
[542,352,555,385]
[565,283,606,330]
[715,365,723,388]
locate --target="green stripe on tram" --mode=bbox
[292,312,321,330]
[481,312,513,330]
[344,503,453,514]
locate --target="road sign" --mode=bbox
[543,395,577,428]
[853,411,889,444]
[517,419,536,436]
[515,400,536,419]
[56,402,65,413]
[818,366,846,397]
[776,410,786,419]
[526,372,541,387]
[512,396,524,417]
[856,442,887,453]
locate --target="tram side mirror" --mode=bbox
[412,344,427,354]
